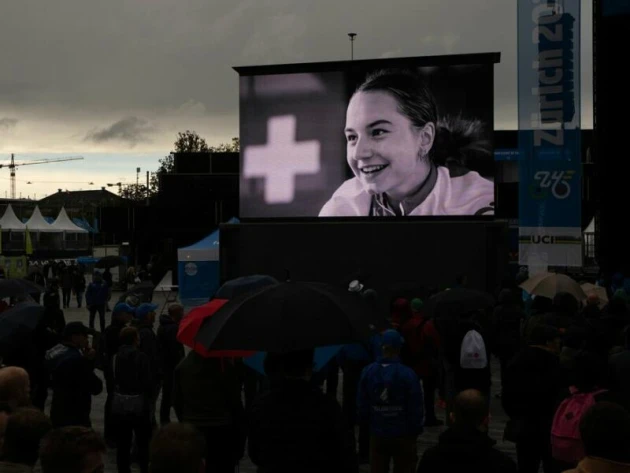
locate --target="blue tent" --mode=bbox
[177,218,238,307]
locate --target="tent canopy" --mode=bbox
[584,218,595,234]
[49,207,88,233]
[178,228,219,262]
[0,205,26,231]
[177,218,238,263]
[25,206,55,232]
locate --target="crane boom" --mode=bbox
[3,154,85,199]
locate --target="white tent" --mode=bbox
[49,207,88,233]
[25,206,55,232]
[584,217,595,234]
[0,204,26,231]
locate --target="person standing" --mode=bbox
[502,325,566,473]
[72,268,87,309]
[113,326,154,473]
[173,352,245,473]
[358,329,424,473]
[417,390,517,473]
[132,303,162,428]
[60,266,74,309]
[157,304,185,425]
[102,268,113,312]
[85,272,108,333]
[45,322,103,428]
[248,349,358,473]
[99,302,135,446]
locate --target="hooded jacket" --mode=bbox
[45,343,103,427]
[358,356,424,438]
[417,427,517,473]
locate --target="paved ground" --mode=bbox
[47,291,517,473]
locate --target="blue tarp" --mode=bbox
[72,218,98,233]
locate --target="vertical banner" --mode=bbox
[518,0,582,267]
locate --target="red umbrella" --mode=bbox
[177,298,255,358]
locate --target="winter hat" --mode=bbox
[381,329,404,348]
[134,303,159,320]
[411,298,423,312]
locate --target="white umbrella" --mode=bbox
[519,273,586,301]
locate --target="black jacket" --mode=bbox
[248,378,358,473]
[99,320,127,377]
[157,314,184,373]
[113,345,153,399]
[502,345,567,433]
[418,427,517,473]
[132,320,162,390]
[45,343,103,428]
[173,352,243,428]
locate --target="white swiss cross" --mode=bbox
[243,115,321,204]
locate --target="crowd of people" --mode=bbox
[0,270,630,473]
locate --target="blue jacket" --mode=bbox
[337,343,372,365]
[357,356,424,438]
[86,281,109,307]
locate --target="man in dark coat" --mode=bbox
[156,303,185,425]
[100,302,135,445]
[60,266,74,309]
[86,272,109,333]
[132,303,162,426]
[418,389,517,473]
[248,349,358,473]
[502,324,567,473]
[45,322,103,428]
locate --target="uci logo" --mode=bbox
[530,235,556,244]
[529,170,575,200]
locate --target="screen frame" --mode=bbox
[236,52,501,222]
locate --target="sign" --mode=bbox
[0,256,28,279]
[518,0,582,267]
[494,149,520,161]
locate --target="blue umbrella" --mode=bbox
[244,344,344,376]
[215,275,278,300]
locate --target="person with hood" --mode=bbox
[45,322,103,428]
[173,352,245,473]
[113,326,154,473]
[319,68,494,217]
[85,272,109,333]
[132,303,162,427]
[99,302,135,446]
[501,325,567,473]
[417,389,517,473]
[248,349,358,473]
[156,303,185,425]
[358,329,424,473]
[400,298,442,426]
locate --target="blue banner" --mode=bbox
[518,0,582,267]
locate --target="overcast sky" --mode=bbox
[0,0,593,198]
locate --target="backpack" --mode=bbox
[460,329,487,369]
[550,387,607,464]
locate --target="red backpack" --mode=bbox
[550,387,607,464]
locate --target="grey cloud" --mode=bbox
[85,117,156,146]
[0,118,18,130]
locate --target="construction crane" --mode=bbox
[0,154,84,199]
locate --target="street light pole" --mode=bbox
[348,33,357,60]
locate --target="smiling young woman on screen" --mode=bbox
[318,69,495,217]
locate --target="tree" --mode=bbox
[174,130,209,153]
[118,183,151,202]
[209,137,240,153]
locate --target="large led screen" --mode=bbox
[238,53,499,218]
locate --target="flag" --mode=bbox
[25,226,33,255]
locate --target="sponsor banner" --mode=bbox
[518,0,582,266]
[0,256,28,279]
[519,227,583,267]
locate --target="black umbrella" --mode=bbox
[427,288,494,319]
[0,302,45,347]
[0,279,46,299]
[195,281,386,353]
[215,275,278,300]
[95,255,125,269]
[117,281,154,305]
